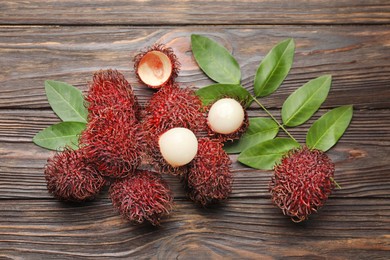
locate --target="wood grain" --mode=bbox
[1,26,389,110]
[0,199,388,259]
[0,0,389,25]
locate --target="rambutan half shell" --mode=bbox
[44,147,106,202]
[81,109,145,179]
[269,146,336,222]
[109,170,173,226]
[134,44,180,89]
[142,84,206,175]
[86,69,141,121]
[185,137,233,206]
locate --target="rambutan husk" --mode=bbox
[184,137,233,206]
[81,108,145,179]
[109,170,173,226]
[142,84,207,175]
[269,146,336,222]
[86,69,141,121]
[44,147,106,202]
[206,98,249,142]
[134,44,180,89]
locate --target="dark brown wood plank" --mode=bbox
[0,108,389,199]
[1,26,389,110]
[0,198,388,259]
[0,0,389,25]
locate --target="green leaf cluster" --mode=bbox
[191,34,353,170]
[32,80,87,151]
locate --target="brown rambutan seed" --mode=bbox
[81,109,144,179]
[86,69,141,121]
[269,146,336,222]
[44,147,106,202]
[206,98,249,142]
[142,84,206,175]
[134,44,180,89]
[185,138,233,206]
[109,170,173,226]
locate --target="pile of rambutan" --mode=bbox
[43,45,249,226]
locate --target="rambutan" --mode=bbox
[81,108,144,179]
[270,146,336,222]
[206,98,249,142]
[134,44,180,89]
[142,84,206,175]
[44,147,106,202]
[185,138,233,206]
[109,170,173,226]
[86,69,140,120]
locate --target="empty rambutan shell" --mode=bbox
[86,69,141,121]
[185,137,233,206]
[206,98,249,142]
[81,109,144,179]
[109,170,173,226]
[142,84,206,175]
[134,44,180,89]
[44,147,106,202]
[269,146,336,222]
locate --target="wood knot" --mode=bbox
[348,149,367,159]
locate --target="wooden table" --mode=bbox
[1,1,389,259]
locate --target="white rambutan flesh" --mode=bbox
[207,98,245,134]
[158,127,198,167]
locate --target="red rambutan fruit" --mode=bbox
[81,109,144,179]
[269,146,336,222]
[142,84,206,175]
[185,137,233,206]
[44,147,106,202]
[109,170,173,226]
[206,98,249,142]
[86,69,141,120]
[134,44,180,89]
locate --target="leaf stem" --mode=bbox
[330,177,342,189]
[251,95,298,143]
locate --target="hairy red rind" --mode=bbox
[185,138,233,206]
[44,148,106,202]
[134,44,181,89]
[109,170,173,226]
[86,69,141,121]
[142,84,206,175]
[270,146,336,222]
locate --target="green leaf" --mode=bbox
[238,138,300,170]
[196,83,252,107]
[306,105,353,152]
[33,122,86,151]
[45,80,88,123]
[254,38,295,97]
[282,75,332,127]
[191,34,241,84]
[224,118,279,154]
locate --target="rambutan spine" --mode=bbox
[109,170,174,226]
[269,146,336,222]
[44,147,106,202]
[185,137,233,206]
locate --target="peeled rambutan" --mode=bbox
[185,137,233,206]
[86,69,140,120]
[269,146,336,222]
[206,98,249,142]
[134,44,180,89]
[109,170,173,226]
[81,108,144,179]
[142,84,206,175]
[44,147,106,202]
